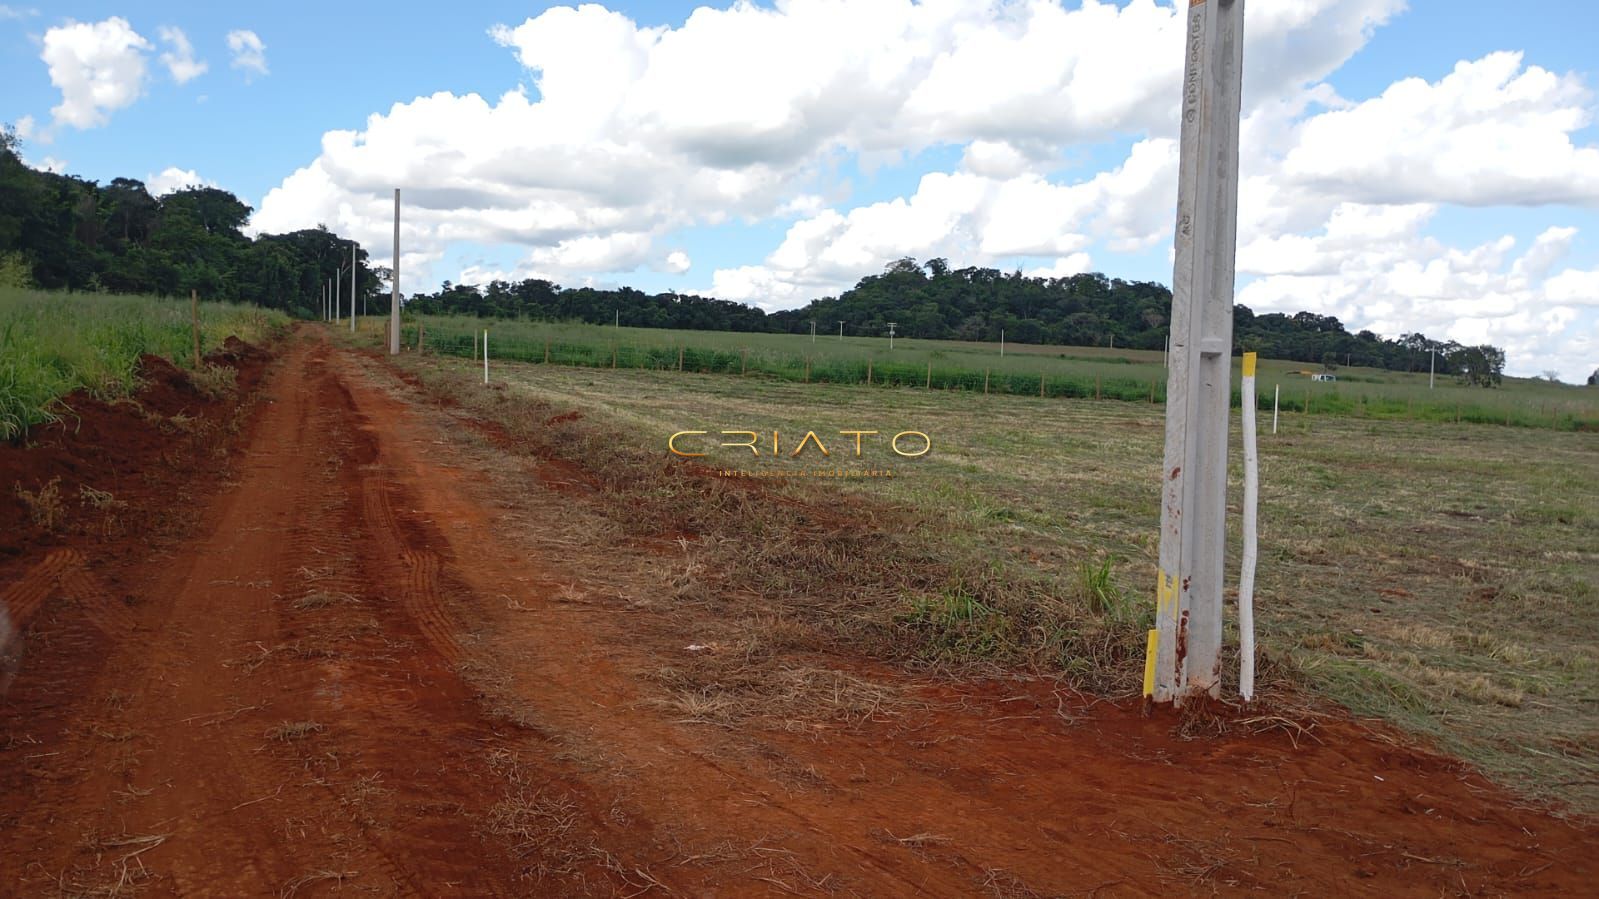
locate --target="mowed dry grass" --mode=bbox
[411,353,1598,814]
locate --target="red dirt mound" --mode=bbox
[127,353,205,417]
[0,341,276,559]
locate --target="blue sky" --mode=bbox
[3,1,1598,378]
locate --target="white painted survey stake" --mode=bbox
[483,330,489,385]
[1239,352,1259,701]
[1148,0,1245,704]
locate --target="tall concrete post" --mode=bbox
[1150,0,1245,704]
[350,243,357,333]
[390,189,401,355]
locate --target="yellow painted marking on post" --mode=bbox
[1143,629,1159,697]
[1242,351,1257,377]
[1156,568,1178,618]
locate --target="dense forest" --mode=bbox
[0,129,381,318]
[2,129,1509,384]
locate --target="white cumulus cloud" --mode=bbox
[717,138,1174,305]
[226,29,268,79]
[1239,212,1598,381]
[248,0,1599,377]
[1282,52,1599,207]
[254,0,1402,285]
[1026,253,1094,280]
[40,16,152,132]
[146,166,217,196]
[661,250,691,274]
[1544,268,1599,307]
[157,26,206,84]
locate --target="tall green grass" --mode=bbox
[0,288,289,440]
[396,314,1599,431]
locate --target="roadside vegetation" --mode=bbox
[374,328,1598,814]
[0,287,289,439]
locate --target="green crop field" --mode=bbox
[388,337,1599,813]
[396,314,1599,431]
[0,288,291,439]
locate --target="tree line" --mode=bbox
[411,257,1508,384]
[2,128,1516,385]
[0,128,381,319]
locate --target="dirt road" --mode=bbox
[2,333,1593,896]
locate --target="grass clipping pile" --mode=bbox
[397,358,1155,703]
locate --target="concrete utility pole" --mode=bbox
[1149,0,1246,705]
[887,322,897,350]
[350,243,357,333]
[390,189,401,355]
[1429,347,1436,389]
[811,320,817,343]
[838,320,845,341]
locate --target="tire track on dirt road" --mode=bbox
[0,337,541,895]
[358,474,463,664]
[0,340,434,895]
[331,351,1056,897]
[0,547,138,701]
[0,548,79,628]
[54,549,141,635]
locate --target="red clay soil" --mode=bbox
[0,337,272,560]
[1,331,1593,896]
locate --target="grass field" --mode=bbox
[0,288,290,439]
[389,331,1599,814]
[402,314,1599,430]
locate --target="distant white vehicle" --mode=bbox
[1312,373,1338,382]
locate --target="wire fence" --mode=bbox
[408,327,1167,400]
[397,325,1598,430]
